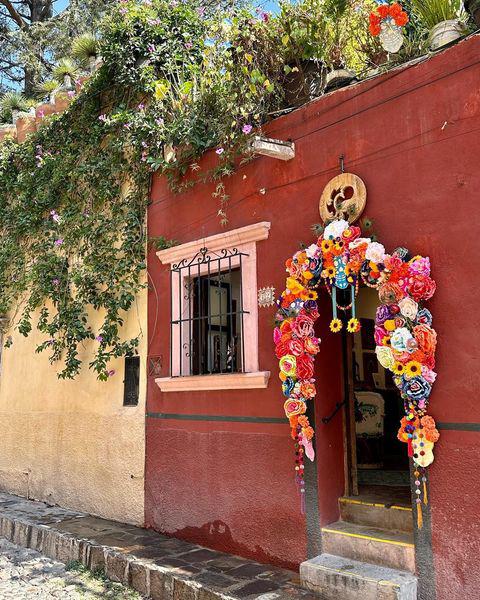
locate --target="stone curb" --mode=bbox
[0,514,235,599]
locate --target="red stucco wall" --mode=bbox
[147,34,480,594]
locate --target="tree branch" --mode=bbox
[0,0,26,27]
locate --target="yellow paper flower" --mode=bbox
[405,361,422,379]
[286,277,304,295]
[375,346,395,370]
[392,361,405,375]
[347,317,361,333]
[321,239,333,253]
[301,290,318,301]
[330,318,342,333]
[384,319,396,332]
[322,266,335,279]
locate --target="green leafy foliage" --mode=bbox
[0,71,150,380]
[411,0,464,29]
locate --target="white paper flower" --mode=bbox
[375,346,395,370]
[398,297,418,320]
[365,241,386,264]
[323,219,349,240]
[390,327,413,352]
[306,243,320,258]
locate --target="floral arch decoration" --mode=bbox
[274,180,438,526]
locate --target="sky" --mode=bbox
[54,0,281,14]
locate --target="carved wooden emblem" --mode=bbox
[319,173,367,224]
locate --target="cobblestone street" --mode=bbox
[0,538,143,599]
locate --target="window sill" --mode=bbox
[155,371,270,392]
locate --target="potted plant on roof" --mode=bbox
[464,0,480,27]
[277,0,328,107]
[323,0,357,92]
[411,0,469,50]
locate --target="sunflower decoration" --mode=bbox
[392,361,405,375]
[330,318,343,333]
[405,360,422,379]
[347,317,361,333]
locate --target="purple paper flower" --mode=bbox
[37,109,45,118]
[50,210,60,223]
[216,147,224,155]
[54,239,64,246]
[108,369,116,377]
[375,304,391,324]
[242,124,253,134]
[67,90,75,98]
[52,278,60,286]
[98,114,107,122]
[185,42,193,49]
[95,335,104,343]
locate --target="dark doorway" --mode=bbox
[344,288,410,501]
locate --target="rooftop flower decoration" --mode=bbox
[369,2,409,36]
[369,2,409,53]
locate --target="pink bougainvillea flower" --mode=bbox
[54,239,63,246]
[95,335,104,343]
[242,124,253,134]
[216,147,224,155]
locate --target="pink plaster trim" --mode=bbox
[156,221,271,265]
[155,371,270,392]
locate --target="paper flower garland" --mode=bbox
[275,218,438,525]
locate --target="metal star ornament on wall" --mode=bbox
[258,286,276,307]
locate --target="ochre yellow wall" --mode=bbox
[0,290,146,525]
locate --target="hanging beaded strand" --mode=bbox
[294,433,306,514]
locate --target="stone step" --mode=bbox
[339,496,413,532]
[321,521,415,573]
[300,553,417,600]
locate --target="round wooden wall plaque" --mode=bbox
[319,173,367,224]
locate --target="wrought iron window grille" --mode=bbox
[170,247,249,377]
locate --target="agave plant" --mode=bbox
[35,79,61,101]
[0,91,34,123]
[0,91,31,114]
[411,0,465,29]
[71,33,99,70]
[52,58,80,88]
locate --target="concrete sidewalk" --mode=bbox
[0,493,320,599]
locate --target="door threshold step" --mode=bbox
[321,521,415,572]
[300,553,417,600]
[339,496,413,532]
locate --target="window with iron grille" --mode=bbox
[170,248,248,376]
